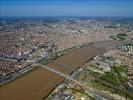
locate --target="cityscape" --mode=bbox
[0,0,133,100]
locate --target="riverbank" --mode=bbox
[0,40,132,100]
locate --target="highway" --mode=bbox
[0,40,133,100]
[38,64,116,100]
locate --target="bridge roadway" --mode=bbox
[0,40,132,100]
[38,64,116,100]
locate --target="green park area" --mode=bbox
[110,34,128,40]
[91,65,133,99]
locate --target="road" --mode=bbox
[0,40,133,100]
[0,57,17,62]
[38,64,116,100]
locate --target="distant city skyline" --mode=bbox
[1,0,133,17]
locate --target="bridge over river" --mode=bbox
[0,40,132,100]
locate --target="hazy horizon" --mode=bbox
[1,0,133,17]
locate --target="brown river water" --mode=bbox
[0,46,105,100]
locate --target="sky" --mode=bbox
[0,0,133,17]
